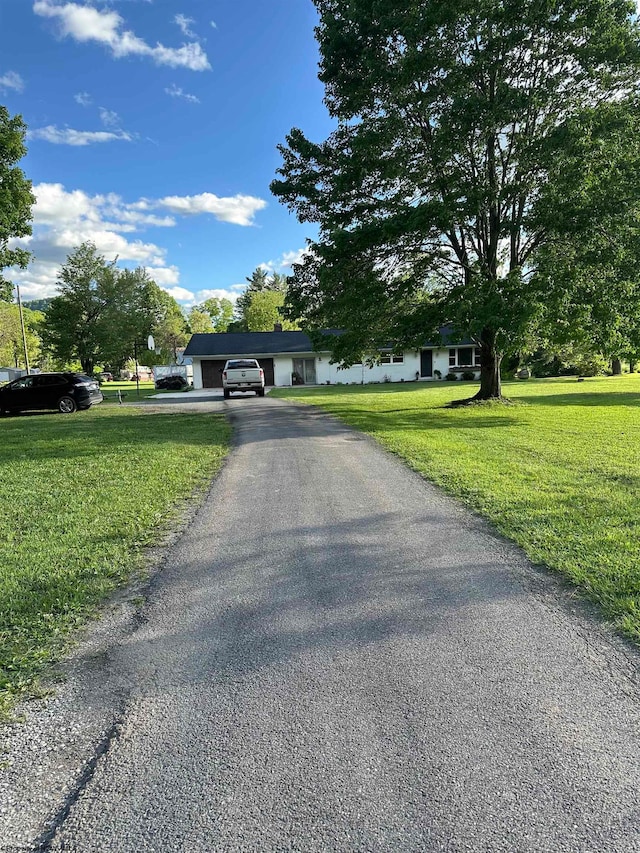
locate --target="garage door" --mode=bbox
[201,360,227,388]
[201,358,275,388]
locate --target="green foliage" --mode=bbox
[245,290,300,332]
[272,376,640,643]
[192,296,234,332]
[0,405,230,716]
[187,307,214,334]
[41,244,186,373]
[145,283,189,362]
[533,99,640,362]
[0,303,43,369]
[234,267,290,330]
[0,106,35,301]
[272,0,640,399]
[23,298,52,313]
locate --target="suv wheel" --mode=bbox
[58,395,77,413]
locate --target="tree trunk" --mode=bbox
[612,357,622,375]
[81,358,94,375]
[630,360,636,373]
[473,328,502,400]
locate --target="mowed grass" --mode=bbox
[0,403,230,717]
[272,376,640,642]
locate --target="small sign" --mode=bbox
[147,335,155,351]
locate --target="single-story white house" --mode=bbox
[184,329,481,389]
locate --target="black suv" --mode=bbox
[0,373,104,414]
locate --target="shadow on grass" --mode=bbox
[511,391,640,407]
[0,409,229,462]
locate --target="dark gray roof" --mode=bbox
[184,327,470,358]
[184,331,326,357]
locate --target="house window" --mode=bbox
[457,347,473,367]
[449,347,481,368]
[380,354,404,364]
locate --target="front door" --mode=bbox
[420,349,433,378]
[292,358,317,385]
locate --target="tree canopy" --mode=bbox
[272,0,640,398]
[0,106,35,302]
[234,268,289,331]
[245,290,299,332]
[0,302,41,368]
[42,243,183,374]
[189,296,234,333]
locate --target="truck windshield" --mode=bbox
[226,360,259,369]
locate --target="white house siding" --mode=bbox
[272,356,295,386]
[433,349,450,378]
[192,359,203,389]
[191,348,478,390]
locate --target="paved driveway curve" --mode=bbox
[3,396,640,851]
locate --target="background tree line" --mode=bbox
[1,240,298,375]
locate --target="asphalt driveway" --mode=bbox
[2,395,639,851]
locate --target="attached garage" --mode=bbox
[201,357,275,388]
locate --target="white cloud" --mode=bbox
[6,182,268,301]
[74,91,92,106]
[28,125,132,146]
[147,266,180,286]
[99,107,121,128]
[174,13,195,38]
[0,71,25,93]
[210,20,217,29]
[164,285,195,302]
[260,247,308,272]
[196,288,240,303]
[165,83,200,104]
[33,1,211,71]
[156,192,267,226]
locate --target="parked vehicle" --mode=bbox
[0,373,103,414]
[222,359,265,398]
[98,372,114,382]
[155,374,188,390]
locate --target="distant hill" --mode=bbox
[23,298,52,313]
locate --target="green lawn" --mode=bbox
[0,404,230,717]
[272,376,640,642]
[100,379,186,401]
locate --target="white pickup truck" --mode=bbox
[222,359,266,398]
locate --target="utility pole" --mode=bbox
[16,285,30,374]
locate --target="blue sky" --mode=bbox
[1,0,334,305]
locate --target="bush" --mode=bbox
[433,369,442,379]
[461,370,476,381]
[445,372,458,381]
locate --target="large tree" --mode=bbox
[245,290,300,332]
[43,243,160,374]
[0,106,35,302]
[193,296,234,332]
[234,268,289,330]
[272,0,640,399]
[148,285,189,362]
[532,99,640,369]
